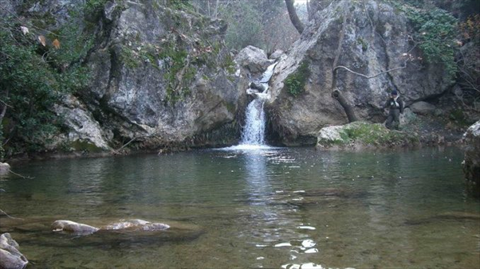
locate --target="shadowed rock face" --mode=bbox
[0,233,29,269]
[267,0,452,145]
[463,121,480,198]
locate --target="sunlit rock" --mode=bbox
[463,120,480,198]
[52,220,100,235]
[0,233,28,269]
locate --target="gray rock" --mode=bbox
[52,220,100,235]
[463,120,480,198]
[269,50,285,60]
[0,233,28,269]
[104,219,170,232]
[0,162,10,175]
[235,45,270,75]
[410,101,436,115]
[53,95,111,151]
[267,0,453,145]
[19,1,248,151]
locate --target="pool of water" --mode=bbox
[1,147,479,269]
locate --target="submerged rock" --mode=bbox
[463,120,480,198]
[104,219,170,232]
[316,121,419,150]
[52,220,100,235]
[0,233,28,269]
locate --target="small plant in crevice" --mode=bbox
[285,61,311,97]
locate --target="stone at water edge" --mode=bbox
[0,233,29,269]
[0,162,10,175]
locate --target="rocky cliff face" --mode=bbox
[11,0,248,153]
[463,120,480,198]
[267,0,453,145]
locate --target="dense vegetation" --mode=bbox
[0,5,93,159]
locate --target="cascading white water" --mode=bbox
[219,62,278,150]
[239,62,278,147]
[240,97,267,145]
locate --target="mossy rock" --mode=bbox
[316,121,420,150]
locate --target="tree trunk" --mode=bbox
[332,89,358,123]
[285,0,304,34]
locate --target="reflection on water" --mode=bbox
[0,147,479,269]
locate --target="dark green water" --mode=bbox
[1,147,479,269]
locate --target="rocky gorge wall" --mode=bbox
[266,0,455,145]
[5,0,249,155]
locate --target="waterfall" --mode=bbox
[239,62,278,147]
[240,97,266,145]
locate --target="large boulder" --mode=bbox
[462,120,480,198]
[234,45,270,75]
[410,101,436,115]
[267,0,453,145]
[0,233,28,269]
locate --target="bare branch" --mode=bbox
[333,61,408,79]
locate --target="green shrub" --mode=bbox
[285,61,310,97]
[406,7,458,83]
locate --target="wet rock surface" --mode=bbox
[0,233,28,269]
[52,220,100,235]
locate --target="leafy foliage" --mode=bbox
[0,5,94,156]
[405,7,458,83]
[457,14,480,98]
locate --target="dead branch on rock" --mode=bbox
[333,61,408,79]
